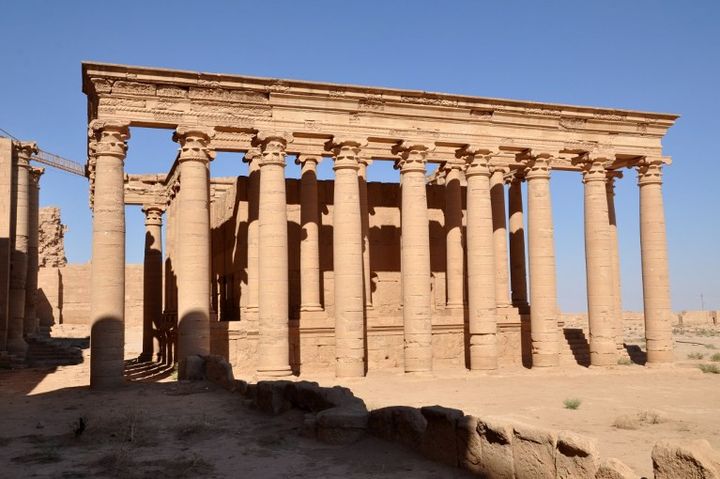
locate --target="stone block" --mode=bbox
[652,439,720,479]
[255,380,293,415]
[555,430,599,478]
[287,381,325,411]
[316,406,369,445]
[420,405,464,467]
[511,421,557,479]
[179,354,205,381]
[204,355,235,390]
[301,413,317,439]
[368,406,427,449]
[456,415,483,474]
[596,458,641,479]
[477,416,515,479]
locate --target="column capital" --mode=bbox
[490,165,510,178]
[459,145,497,178]
[504,168,527,185]
[295,153,322,168]
[519,149,557,180]
[393,141,433,173]
[88,120,130,160]
[637,157,670,186]
[605,170,623,192]
[14,141,38,167]
[173,126,215,163]
[29,166,44,184]
[254,131,291,167]
[327,137,365,171]
[574,155,608,183]
[142,205,164,226]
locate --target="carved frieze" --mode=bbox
[188,87,268,103]
[157,85,188,98]
[112,80,156,96]
[559,117,587,130]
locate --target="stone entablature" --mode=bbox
[82,62,676,175]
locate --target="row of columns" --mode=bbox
[3,141,44,358]
[88,120,674,387]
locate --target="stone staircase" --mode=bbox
[24,336,86,368]
[559,327,591,366]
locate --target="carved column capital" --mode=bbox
[142,205,164,226]
[573,150,615,183]
[327,137,366,171]
[459,145,497,178]
[520,149,556,180]
[254,131,292,167]
[173,126,215,163]
[490,165,510,177]
[605,170,623,193]
[393,141,433,173]
[29,166,44,185]
[504,168,526,185]
[14,141,38,167]
[637,157,669,186]
[89,120,130,160]
[295,153,322,171]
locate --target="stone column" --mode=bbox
[395,142,433,373]
[24,166,43,337]
[606,171,624,352]
[579,154,616,366]
[507,172,528,308]
[88,121,129,389]
[7,142,36,355]
[140,206,163,362]
[256,132,292,377]
[329,138,366,377]
[637,158,673,364]
[524,152,559,367]
[358,157,373,309]
[464,147,498,370]
[243,149,261,314]
[444,163,464,309]
[173,127,213,374]
[490,167,511,308]
[297,154,322,311]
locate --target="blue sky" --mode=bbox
[1,1,718,312]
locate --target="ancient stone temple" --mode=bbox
[81,62,677,389]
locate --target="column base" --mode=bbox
[6,338,28,357]
[365,303,374,310]
[300,304,323,312]
[256,366,293,378]
[445,302,465,310]
[531,353,559,368]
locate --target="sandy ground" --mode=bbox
[0,365,472,479]
[2,323,718,478]
[311,324,720,478]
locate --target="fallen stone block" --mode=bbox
[204,355,235,390]
[555,430,599,478]
[255,380,293,415]
[457,415,483,474]
[316,406,369,445]
[477,416,515,479]
[512,421,557,479]
[420,405,464,467]
[596,458,641,479]
[178,354,205,381]
[287,381,324,411]
[652,439,720,479]
[368,406,427,449]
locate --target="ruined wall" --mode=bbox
[38,206,67,267]
[208,175,528,375]
[37,264,145,331]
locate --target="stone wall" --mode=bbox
[38,206,67,267]
[208,176,530,375]
[37,263,145,332]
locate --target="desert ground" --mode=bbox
[1,321,718,478]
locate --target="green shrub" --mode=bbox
[563,398,582,410]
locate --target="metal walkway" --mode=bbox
[1,128,87,177]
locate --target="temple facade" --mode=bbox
[81,62,678,389]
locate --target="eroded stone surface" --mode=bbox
[652,439,720,479]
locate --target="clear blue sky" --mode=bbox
[1,1,718,312]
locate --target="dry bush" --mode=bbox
[613,410,667,430]
[710,353,720,362]
[699,363,720,374]
[617,357,633,365]
[563,398,582,410]
[688,352,705,360]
